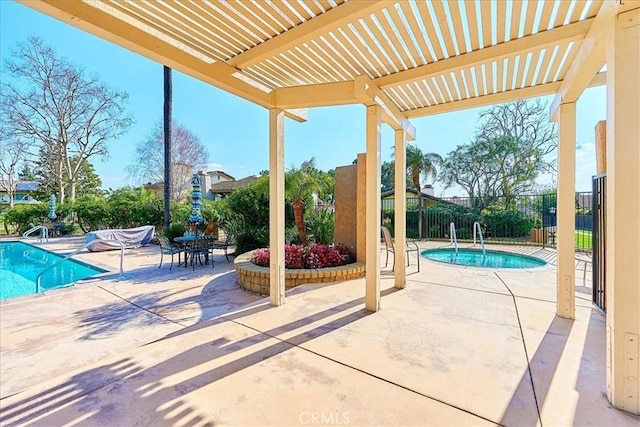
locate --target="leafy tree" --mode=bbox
[128,120,209,202]
[380,161,395,192]
[0,37,132,202]
[439,100,557,210]
[18,165,38,181]
[34,156,102,200]
[0,139,29,208]
[404,144,442,238]
[74,161,103,198]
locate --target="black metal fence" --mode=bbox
[592,175,606,312]
[381,191,593,252]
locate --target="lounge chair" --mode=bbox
[381,226,420,272]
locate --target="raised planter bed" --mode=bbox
[234,251,365,296]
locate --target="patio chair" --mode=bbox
[185,236,213,270]
[158,236,184,270]
[209,233,234,262]
[381,226,420,272]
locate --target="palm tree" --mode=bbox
[406,144,442,238]
[163,66,172,228]
[285,158,324,245]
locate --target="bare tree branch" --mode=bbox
[127,120,210,202]
[0,37,132,202]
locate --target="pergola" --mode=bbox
[21,0,639,414]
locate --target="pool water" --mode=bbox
[0,242,106,299]
[421,248,546,269]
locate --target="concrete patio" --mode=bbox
[0,238,637,426]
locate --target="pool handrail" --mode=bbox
[35,239,125,293]
[472,222,487,255]
[449,222,458,253]
[23,225,48,242]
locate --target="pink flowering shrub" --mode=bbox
[251,243,355,269]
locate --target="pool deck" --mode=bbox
[0,237,637,426]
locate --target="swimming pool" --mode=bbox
[421,248,546,269]
[0,241,106,300]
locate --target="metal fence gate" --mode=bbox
[592,174,607,312]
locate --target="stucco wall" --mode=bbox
[334,164,358,252]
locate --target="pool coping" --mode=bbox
[420,245,553,272]
[0,239,123,304]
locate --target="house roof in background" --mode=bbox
[381,187,440,202]
[0,181,40,192]
[199,170,236,181]
[208,175,258,194]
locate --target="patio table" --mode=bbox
[175,235,210,267]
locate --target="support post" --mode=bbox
[605,8,640,414]
[269,109,285,306]
[394,130,407,289]
[365,106,382,311]
[556,102,576,320]
[595,120,607,175]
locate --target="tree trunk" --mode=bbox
[58,180,65,204]
[293,198,307,245]
[69,182,76,202]
[163,66,172,228]
[417,193,423,239]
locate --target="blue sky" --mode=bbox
[1,1,604,195]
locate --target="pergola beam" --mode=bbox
[405,73,606,119]
[274,82,358,109]
[354,77,416,139]
[226,0,393,68]
[375,19,593,89]
[273,77,416,139]
[549,1,631,121]
[19,0,308,122]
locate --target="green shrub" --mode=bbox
[75,196,111,232]
[457,227,472,240]
[214,180,295,254]
[482,210,534,238]
[106,187,163,228]
[285,226,301,245]
[75,188,164,231]
[4,203,48,233]
[307,208,335,244]
[170,202,192,226]
[424,203,481,239]
[163,223,186,243]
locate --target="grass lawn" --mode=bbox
[576,229,592,250]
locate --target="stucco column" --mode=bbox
[269,109,285,306]
[595,120,607,175]
[394,129,407,289]
[556,102,576,320]
[365,105,381,312]
[605,8,640,414]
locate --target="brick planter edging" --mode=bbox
[234,250,366,296]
